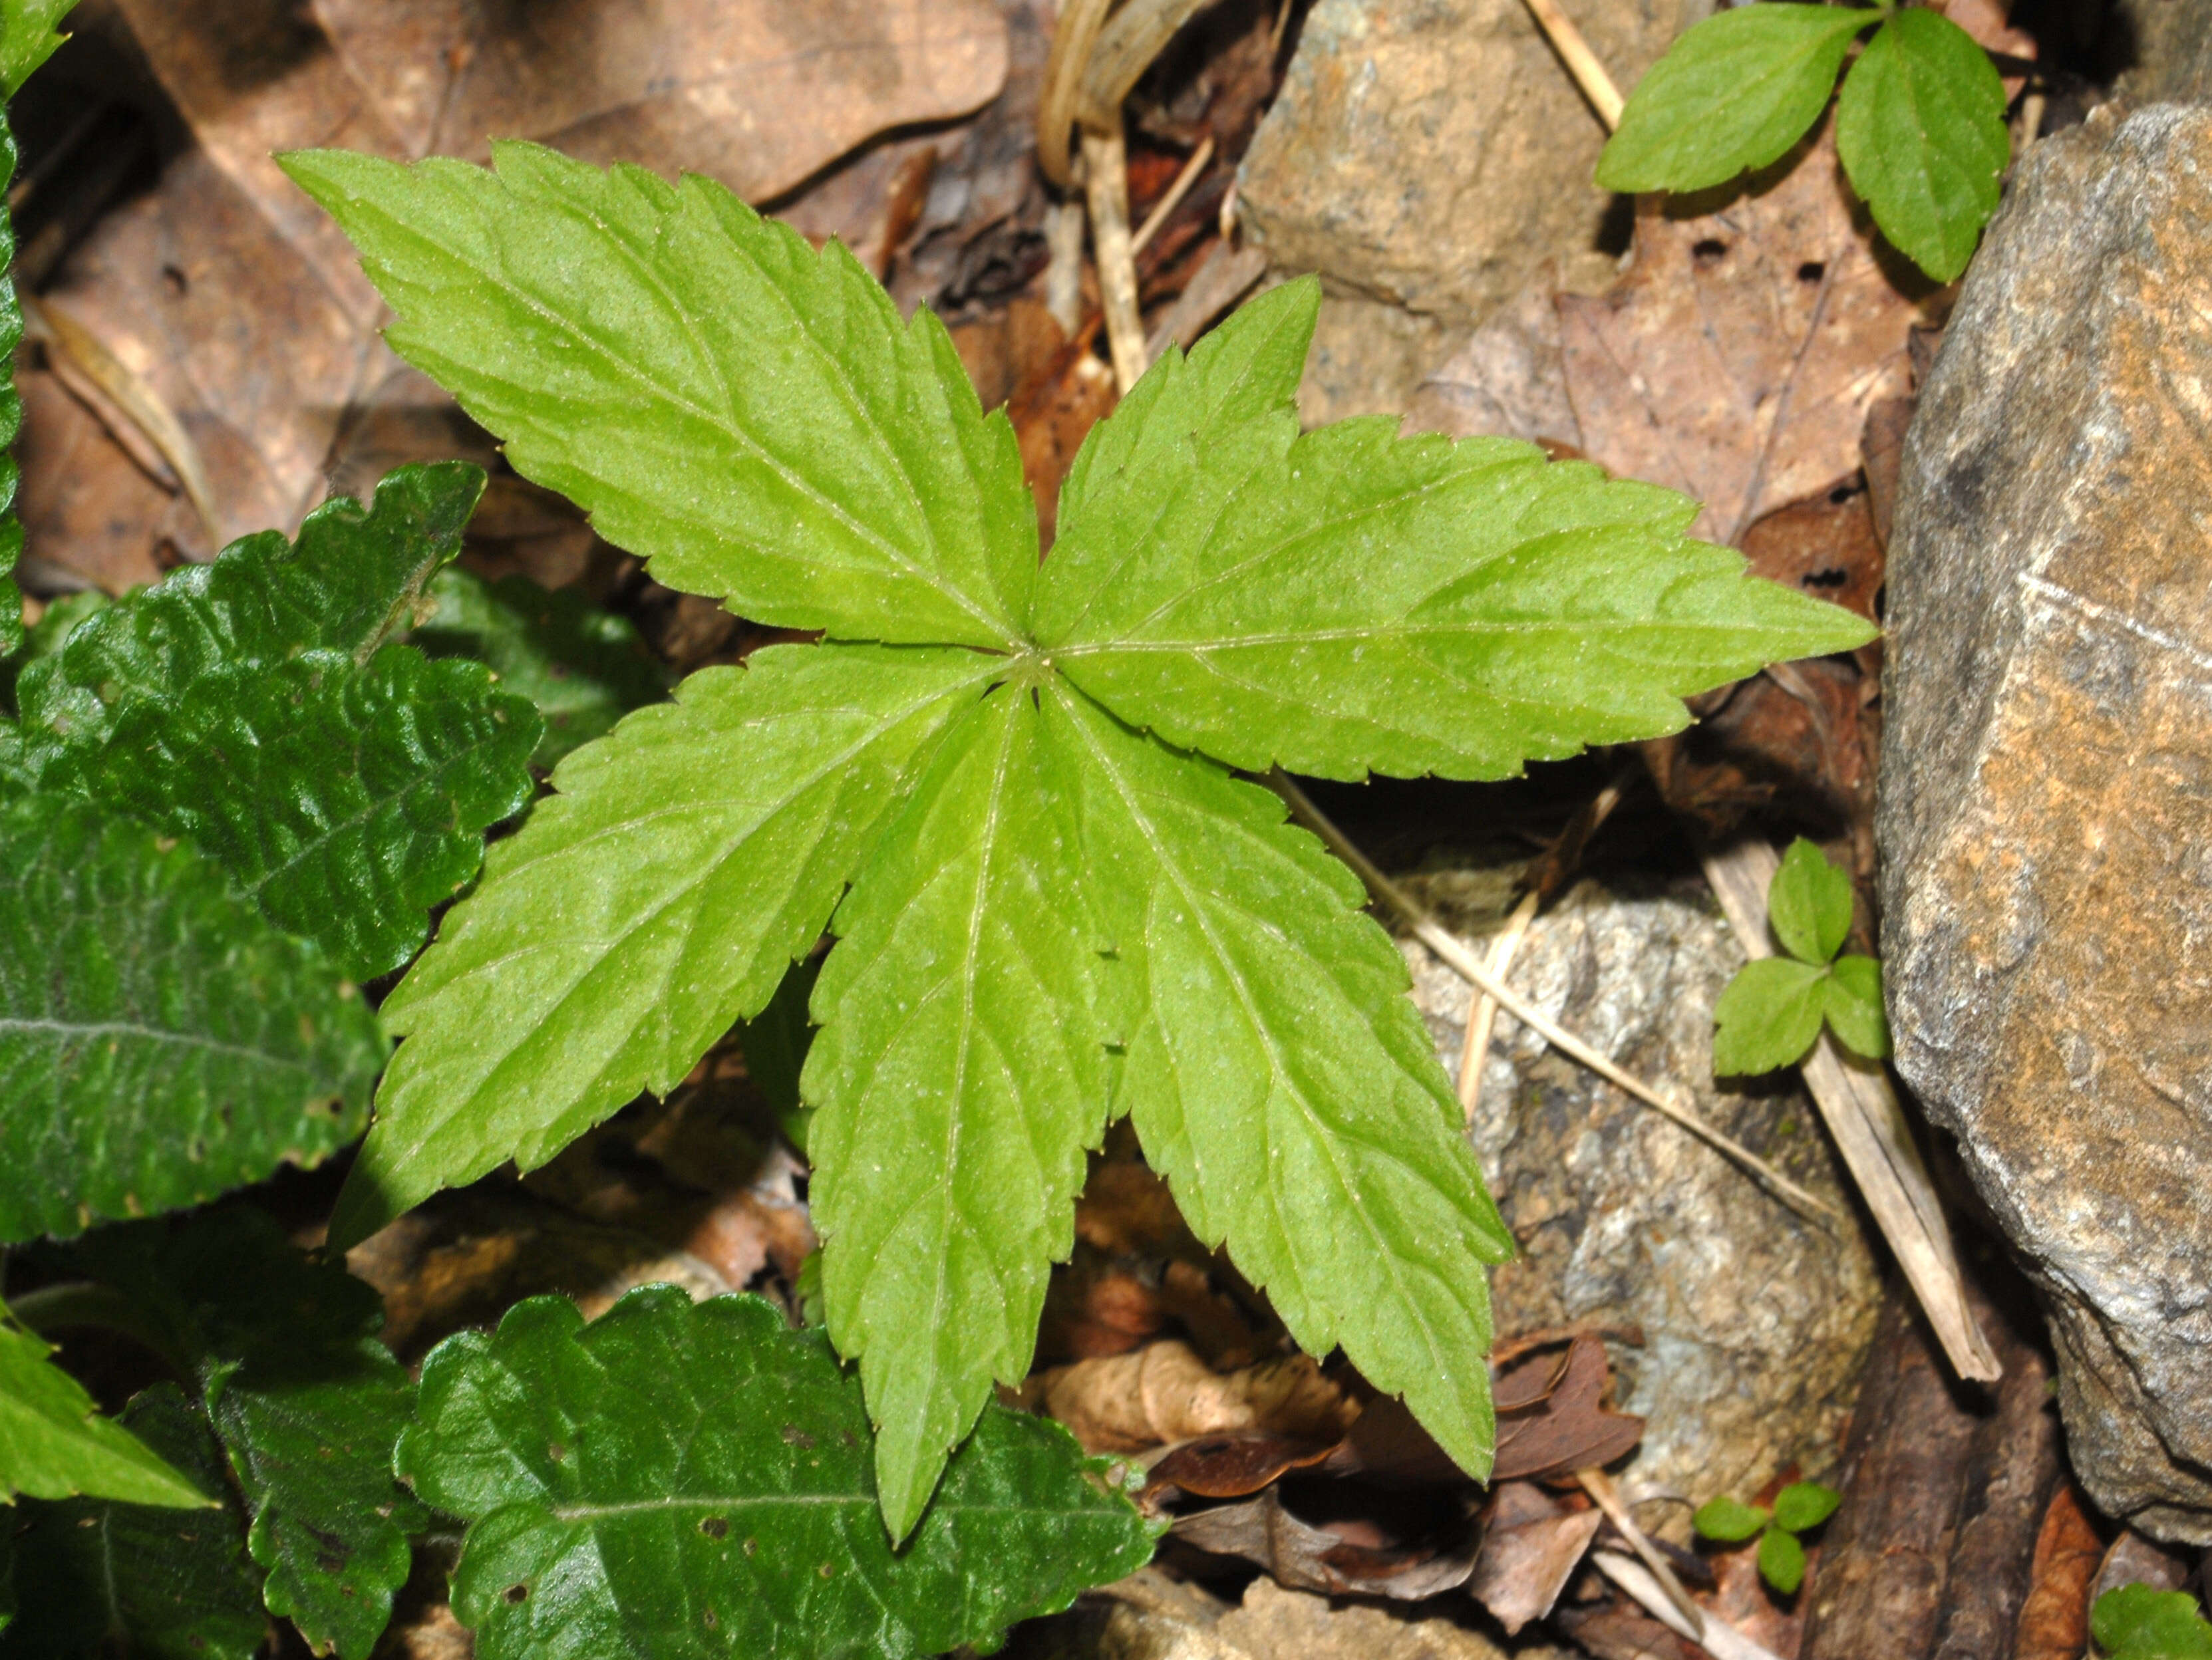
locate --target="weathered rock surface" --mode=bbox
[1395,853,1883,1508]
[2112,0,2212,104]
[1879,102,2212,1542]
[1237,0,1677,328]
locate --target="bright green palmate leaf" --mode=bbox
[1836,7,2009,284]
[69,1210,428,1660]
[0,1316,208,1507]
[295,145,1877,1532]
[6,463,540,980]
[0,797,386,1242]
[399,1288,1155,1660]
[408,567,670,766]
[7,1386,265,1660]
[1597,3,1872,194]
[1712,838,1889,1075]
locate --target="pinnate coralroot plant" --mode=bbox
[267,140,1875,1538]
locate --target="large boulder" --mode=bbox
[1879,103,2212,1542]
[1236,0,1672,328]
[1396,853,1883,1506]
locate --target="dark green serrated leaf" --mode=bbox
[409,567,669,767]
[334,643,995,1248]
[1037,280,1876,782]
[1768,837,1852,965]
[7,1385,265,1660]
[1692,1494,1770,1543]
[0,102,27,659]
[0,591,105,714]
[1597,3,1872,194]
[1758,1522,1808,1595]
[1711,956,1827,1077]
[279,144,1036,649]
[1770,1480,1839,1534]
[47,648,538,981]
[0,0,75,97]
[1835,9,2008,283]
[71,1210,426,1660]
[398,1288,1155,1660]
[1046,684,1510,1480]
[0,796,385,1243]
[16,462,485,756]
[806,686,1110,1538]
[0,1317,208,1506]
[1823,954,1889,1060]
[2093,1584,2212,1659]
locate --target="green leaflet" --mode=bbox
[1837,9,2009,283]
[1712,956,1827,1075]
[49,649,539,981]
[805,685,1110,1539]
[1770,1480,1840,1533]
[6,1387,265,1660]
[1758,1524,1808,1595]
[1046,686,1509,1477]
[398,1289,1156,1660]
[0,0,75,98]
[2094,1585,2212,1659]
[1596,4,1872,194]
[0,797,385,1242]
[279,144,1036,649]
[1823,954,1889,1059]
[71,1211,427,1660]
[1767,835,1853,964]
[7,463,537,980]
[1038,289,1874,781]
[297,153,1884,1534]
[408,567,670,767]
[1692,1494,1769,1544]
[333,643,995,1247]
[0,1317,208,1507]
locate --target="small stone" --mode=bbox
[1396,853,1883,1510]
[1237,0,1678,329]
[1879,102,2212,1543]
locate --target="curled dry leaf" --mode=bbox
[1559,124,1925,543]
[1028,1339,1356,1455]
[1172,1486,1484,1601]
[1464,1481,1605,1635]
[2012,1482,2106,1660]
[1492,1334,1647,1481]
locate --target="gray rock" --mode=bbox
[1237,0,1680,329]
[1394,854,1883,1510]
[2112,0,2212,105]
[1878,103,2212,1542]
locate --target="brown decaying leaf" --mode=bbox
[1171,1486,1484,1602]
[1465,1481,1604,1636]
[308,0,1008,206]
[2011,1482,2106,1660]
[1559,123,1925,543]
[1146,1432,1340,1501]
[1555,1601,1706,1660]
[1492,1333,1647,1481]
[15,368,172,595]
[1027,1339,1356,1455]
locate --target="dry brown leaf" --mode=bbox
[15,368,172,595]
[1145,1432,1340,1500]
[1172,1487,1484,1601]
[308,0,1007,205]
[1464,1482,1604,1635]
[2012,1482,2106,1660]
[1492,1334,1647,1481]
[1559,124,1925,543]
[1038,1261,1170,1361]
[1030,1339,1356,1454]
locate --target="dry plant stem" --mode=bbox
[1520,0,1625,131]
[1082,123,1150,394]
[1698,836,2003,1381]
[1044,198,1088,335]
[1268,773,1840,1224]
[1579,1466,1702,1634]
[1130,135,1214,257]
[1458,887,1539,1123]
[1593,1552,1786,1660]
[1037,0,1116,188]
[23,293,224,551]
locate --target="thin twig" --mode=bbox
[1580,1467,1702,1635]
[1036,0,1116,190]
[1521,0,1625,132]
[1269,773,1841,1225]
[1591,1552,1786,1660]
[1727,247,1839,545]
[1458,887,1538,1124]
[1082,124,1150,394]
[1130,135,1213,257]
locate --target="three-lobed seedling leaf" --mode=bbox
[283,140,1876,1538]
[2093,1583,2212,1659]
[399,1288,1156,1660]
[1693,1480,1839,1595]
[1712,838,1889,1076]
[1598,1,2010,283]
